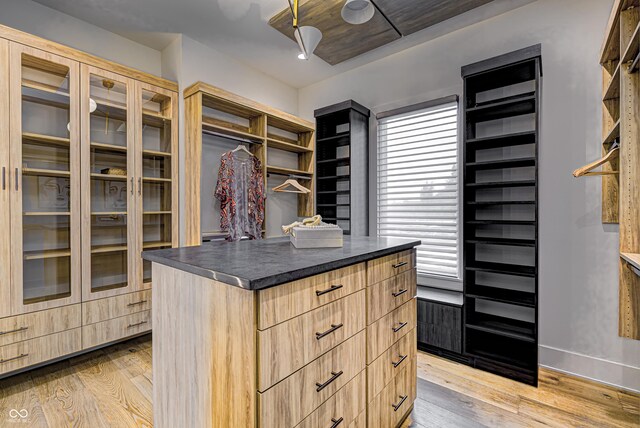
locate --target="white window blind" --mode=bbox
[377,98,460,279]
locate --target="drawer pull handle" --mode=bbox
[392,354,407,368]
[0,326,29,336]
[392,289,408,298]
[0,353,29,364]
[316,323,343,340]
[127,300,148,307]
[316,284,343,296]
[2,166,5,190]
[127,321,148,329]
[392,321,408,333]
[315,370,343,392]
[330,417,344,428]
[392,395,408,412]
[15,168,19,191]
[392,261,408,269]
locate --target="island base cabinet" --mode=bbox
[151,248,417,428]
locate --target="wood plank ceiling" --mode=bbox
[269,0,494,65]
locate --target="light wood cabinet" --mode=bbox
[152,248,417,428]
[0,23,178,377]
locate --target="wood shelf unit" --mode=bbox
[461,45,542,386]
[314,100,370,236]
[184,82,315,245]
[599,0,640,339]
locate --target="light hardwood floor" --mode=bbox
[0,334,638,427]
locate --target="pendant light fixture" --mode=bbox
[288,0,322,60]
[341,0,375,25]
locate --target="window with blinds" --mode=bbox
[376,98,460,279]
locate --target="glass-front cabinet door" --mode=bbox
[81,65,136,300]
[0,39,11,318]
[9,44,81,314]
[136,82,178,288]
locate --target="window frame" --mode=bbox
[374,95,463,285]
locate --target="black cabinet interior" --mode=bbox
[461,45,542,386]
[314,101,370,235]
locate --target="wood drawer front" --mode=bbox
[82,290,152,325]
[367,298,416,364]
[259,331,366,428]
[367,357,417,428]
[258,290,366,391]
[258,263,366,330]
[294,369,366,428]
[0,304,81,347]
[0,328,81,375]
[367,250,415,284]
[82,310,151,349]
[367,269,416,325]
[367,328,416,401]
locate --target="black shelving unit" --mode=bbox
[314,100,370,235]
[462,45,542,386]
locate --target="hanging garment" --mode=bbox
[215,151,266,241]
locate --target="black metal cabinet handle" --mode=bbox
[392,261,408,269]
[330,417,344,428]
[316,284,343,297]
[392,289,408,298]
[127,300,148,307]
[2,166,5,190]
[15,168,19,191]
[392,321,408,333]
[130,177,134,195]
[127,320,148,329]
[138,177,142,196]
[392,354,407,368]
[0,353,28,364]
[392,395,408,412]
[0,326,28,336]
[315,370,343,392]
[316,323,343,340]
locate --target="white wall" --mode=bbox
[298,0,640,391]
[0,0,162,75]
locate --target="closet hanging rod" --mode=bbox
[202,129,263,145]
[267,172,311,180]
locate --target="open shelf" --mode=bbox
[317,190,350,195]
[23,132,70,147]
[317,203,350,207]
[467,220,535,226]
[603,119,621,145]
[202,118,264,143]
[603,62,621,101]
[317,158,350,165]
[466,261,535,277]
[466,180,536,189]
[466,157,536,170]
[467,200,535,206]
[466,312,536,342]
[316,132,349,143]
[465,237,536,247]
[267,137,312,153]
[23,248,71,260]
[466,93,536,122]
[266,165,312,177]
[317,175,350,180]
[466,131,536,149]
[467,285,536,308]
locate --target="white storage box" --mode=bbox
[290,223,343,248]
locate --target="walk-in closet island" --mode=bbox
[143,236,420,428]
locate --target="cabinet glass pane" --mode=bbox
[20,55,72,304]
[141,89,173,284]
[89,74,129,292]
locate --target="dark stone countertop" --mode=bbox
[142,236,421,290]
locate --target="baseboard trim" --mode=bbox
[539,345,640,392]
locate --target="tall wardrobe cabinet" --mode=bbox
[0,24,178,377]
